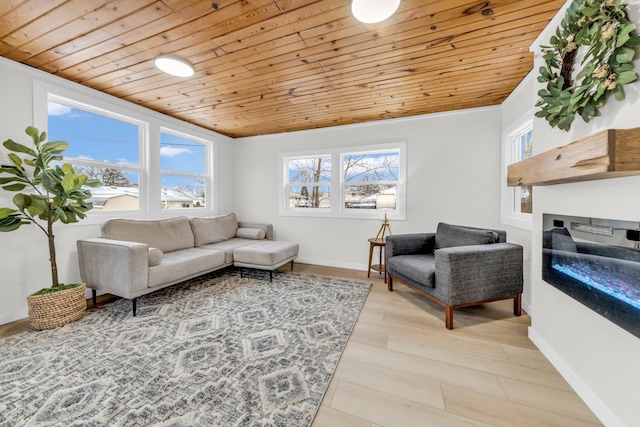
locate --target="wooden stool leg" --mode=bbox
[367,242,374,278]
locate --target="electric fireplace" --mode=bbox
[542,214,640,338]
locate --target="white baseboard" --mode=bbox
[294,256,367,273]
[528,327,623,427]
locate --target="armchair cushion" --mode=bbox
[387,254,435,288]
[435,222,498,249]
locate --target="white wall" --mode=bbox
[232,107,503,270]
[527,1,640,425]
[0,58,234,324]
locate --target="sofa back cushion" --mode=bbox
[435,222,498,249]
[190,213,239,246]
[102,217,195,253]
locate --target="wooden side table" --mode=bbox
[367,237,386,283]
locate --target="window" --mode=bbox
[285,156,331,209]
[47,98,143,212]
[34,79,217,219]
[280,142,406,219]
[501,112,533,229]
[160,129,208,210]
[343,150,399,211]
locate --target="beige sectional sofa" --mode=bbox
[77,213,289,315]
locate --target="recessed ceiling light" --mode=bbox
[351,0,401,24]
[153,54,195,77]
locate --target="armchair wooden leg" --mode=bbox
[514,294,522,316]
[445,306,454,330]
[387,276,393,291]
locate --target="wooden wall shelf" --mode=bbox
[507,127,640,186]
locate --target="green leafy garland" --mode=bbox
[536,0,639,131]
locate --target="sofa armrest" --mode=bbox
[434,242,523,305]
[77,237,149,299]
[386,233,435,260]
[238,221,273,240]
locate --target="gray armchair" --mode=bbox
[385,222,523,329]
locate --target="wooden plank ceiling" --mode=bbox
[0,0,565,138]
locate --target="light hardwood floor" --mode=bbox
[0,264,603,427]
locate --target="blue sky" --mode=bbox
[47,102,205,188]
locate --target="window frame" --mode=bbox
[501,109,534,230]
[279,141,406,220]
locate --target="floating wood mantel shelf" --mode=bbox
[507,127,640,186]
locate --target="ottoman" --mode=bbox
[233,240,299,281]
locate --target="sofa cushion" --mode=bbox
[190,213,239,246]
[233,240,299,268]
[236,227,266,240]
[148,248,225,288]
[435,222,498,249]
[200,238,260,264]
[102,217,194,253]
[148,247,163,266]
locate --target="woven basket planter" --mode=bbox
[27,283,87,330]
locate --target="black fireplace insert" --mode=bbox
[542,214,640,339]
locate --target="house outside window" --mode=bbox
[47,98,143,212]
[280,142,406,220]
[501,112,533,230]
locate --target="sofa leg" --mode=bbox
[445,306,454,330]
[387,276,393,291]
[514,294,522,316]
[92,289,97,307]
[132,298,138,317]
[290,260,294,271]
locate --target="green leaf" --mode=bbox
[61,173,78,193]
[616,46,635,63]
[55,207,67,223]
[626,35,640,47]
[0,214,27,232]
[3,139,37,157]
[7,153,23,168]
[12,193,32,210]
[25,126,39,140]
[616,70,637,85]
[40,141,69,154]
[0,207,17,219]
[2,183,27,191]
[613,84,625,101]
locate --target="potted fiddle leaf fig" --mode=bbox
[0,126,100,330]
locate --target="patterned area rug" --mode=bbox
[0,270,371,426]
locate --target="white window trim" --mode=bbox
[279,141,407,220]
[501,109,533,230]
